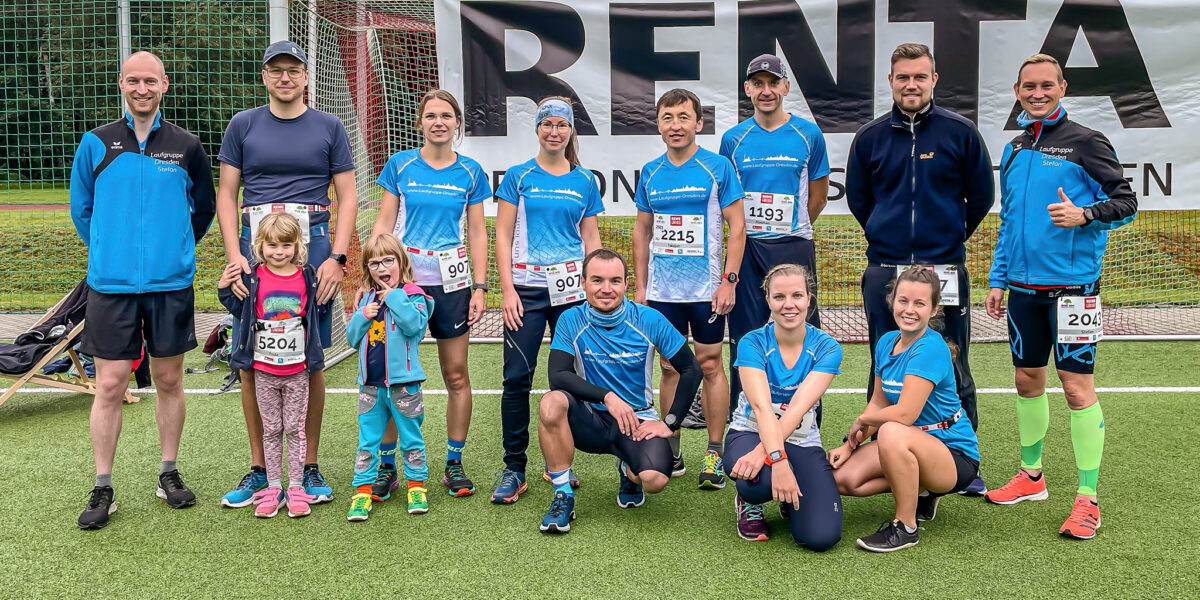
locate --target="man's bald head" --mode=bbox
[121,51,165,78]
[119,51,168,120]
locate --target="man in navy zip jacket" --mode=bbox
[70,51,216,529]
[845,43,993,495]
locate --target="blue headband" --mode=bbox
[535,99,573,128]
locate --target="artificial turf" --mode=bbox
[1,341,1197,598]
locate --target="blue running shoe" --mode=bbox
[302,464,333,504]
[539,491,576,534]
[958,475,988,497]
[490,469,527,504]
[616,460,644,508]
[221,468,267,508]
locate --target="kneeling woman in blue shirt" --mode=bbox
[830,267,980,552]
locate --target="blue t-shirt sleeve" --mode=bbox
[717,158,746,209]
[904,336,953,385]
[376,153,401,196]
[805,123,832,180]
[810,332,843,375]
[217,113,245,169]
[644,307,686,357]
[582,170,604,217]
[496,167,520,206]
[633,166,652,213]
[327,117,355,173]
[873,331,895,377]
[733,331,767,371]
[465,160,492,205]
[718,130,735,161]
[548,309,581,355]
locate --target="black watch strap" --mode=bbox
[330,253,347,265]
[472,282,489,292]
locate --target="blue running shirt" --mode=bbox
[874,328,980,461]
[729,322,841,448]
[720,115,830,240]
[550,301,687,421]
[376,149,491,286]
[496,159,605,287]
[634,148,744,302]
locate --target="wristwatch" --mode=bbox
[330,253,347,266]
[764,450,787,466]
[724,272,738,284]
[664,413,678,429]
[1082,207,1096,225]
[472,282,489,292]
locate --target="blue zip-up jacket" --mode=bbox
[70,112,216,293]
[347,286,433,387]
[845,101,994,265]
[988,106,1138,288]
[217,263,326,373]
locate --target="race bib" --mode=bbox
[897,264,960,306]
[247,204,312,244]
[545,260,584,306]
[253,317,305,366]
[437,246,470,293]
[1057,295,1103,343]
[745,402,815,447]
[744,192,794,234]
[652,213,704,256]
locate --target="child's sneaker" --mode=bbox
[252,487,284,518]
[407,485,430,514]
[372,466,399,502]
[286,486,314,518]
[347,493,372,522]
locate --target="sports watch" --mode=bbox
[724,272,738,284]
[330,253,348,266]
[1082,207,1096,225]
[764,450,787,466]
[472,282,489,292]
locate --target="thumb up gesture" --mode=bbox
[1047,187,1087,228]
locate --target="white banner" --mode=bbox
[436,0,1196,216]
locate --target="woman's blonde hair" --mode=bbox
[360,233,414,288]
[761,263,817,321]
[252,212,307,266]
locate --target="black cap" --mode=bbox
[746,54,787,80]
[263,40,307,66]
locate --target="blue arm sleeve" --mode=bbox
[69,133,100,245]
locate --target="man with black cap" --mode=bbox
[215,40,358,509]
[845,42,993,496]
[719,53,830,410]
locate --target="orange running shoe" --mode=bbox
[1060,497,1101,539]
[984,470,1048,505]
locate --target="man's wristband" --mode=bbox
[472,282,489,292]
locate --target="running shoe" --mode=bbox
[616,460,645,508]
[1059,497,1101,540]
[371,466,399,502]
[286,486,314,518]
[252,487,285,518]
[490,469,528,504]
[407,486,430,514]
[541,465,580,489]
[856,520,919,553]
[539,491,576,534]
[698,450,726,490]
[302,464,333,503]
[958,475,988,497]
[221,468,267,508]
[156,469,197,508]
[671,454,686,478]
[916,492,940,522]
[735,495,768,541]
[444,460,476,497]
[347,492,372,522]
[78,486,116,530]
[984,470,1048,505]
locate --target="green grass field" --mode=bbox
[1,341,1198,598]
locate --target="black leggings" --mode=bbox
[723,430,842,551]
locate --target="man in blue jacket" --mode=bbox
[70,51,216,529]
[845,43,993,495]
[982,54,1136,541]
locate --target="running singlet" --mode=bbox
[376,149,492,287]
[549,301,687,421]
[874,328,980,461]
[729,322,841,448]
[634,148,744,302]
[254,265,307,376]
[496,159,604,287]
[719,114,830,240]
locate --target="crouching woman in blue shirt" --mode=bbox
[830,267,980,553]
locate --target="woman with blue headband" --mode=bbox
[491,96,604,504]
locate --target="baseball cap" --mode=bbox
[263,40,308,67]
[746,54,787,80]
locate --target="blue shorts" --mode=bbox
[239,223,333,349]
[423,286,470,340]
[647,300,725,345]
[1006,281,1098,375]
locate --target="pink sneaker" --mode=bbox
[286,486,314,518]
[252,487,284,518]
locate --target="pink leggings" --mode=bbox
[254,370,309,484]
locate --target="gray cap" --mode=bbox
[746,54,787,80]
[263,40,307,66]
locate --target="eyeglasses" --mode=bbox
[538,121,571,133]
[367,256,398,271]
[264,67,306,80]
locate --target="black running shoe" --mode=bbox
[444,460,476,497]
[156,470,197,508]
[856,520,919,553]
[916,492,940,522]
[78,486,116,530]
[372,465,400,501]
[670,454,686,478]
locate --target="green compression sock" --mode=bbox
[1016,392,1050,470]
[1070,402,1105,496]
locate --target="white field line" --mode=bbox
[4,386,1199,396]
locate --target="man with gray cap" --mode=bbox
[215,40,358,509]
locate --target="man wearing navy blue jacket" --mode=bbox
[845,43,993,495]
[70,51,216,529]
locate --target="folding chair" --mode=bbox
[0,293,139,409]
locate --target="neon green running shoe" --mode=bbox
[698,450,726,489]
[346,493,372,522]
[407,486,429,514]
